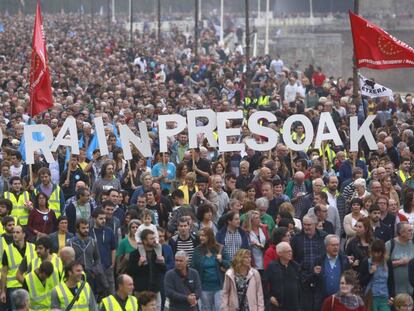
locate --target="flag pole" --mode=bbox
[192,149,196,172]
[352,0,360,105]
[127,160,136,188]
[29,164,33,186]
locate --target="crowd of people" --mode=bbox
[1,10,414,311]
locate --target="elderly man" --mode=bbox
[253,167,272,199]
[386,222,414,295]
[316,235,350,300]
[235,161,253,191]
[264,242,300,311]
[285,171,312,218]
[307,192,341,236]
[291,215,327,311]
[164,251,202,311]
[211,175,229,219]
[385,136,400,168]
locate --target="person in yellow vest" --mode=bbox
[16,236,63,286]
[0,216,16,273]
[50,260,98,310]
[33,167,65,218]
[22,261,55,311]
[398,157,411,184]
[0,199,13,235]
[3,177,32,226]
[291,124,306,144]
[100,274,138,311]
[0,225,36,310]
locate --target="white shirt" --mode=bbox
[10,164,22,177]
[270,59,284,73]
[284,83,299,103]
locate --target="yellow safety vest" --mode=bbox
[4,191,30,226]
[399,170,408,184]
[34,186,62,218]
[25,270,58,311]
[28,253,63,286]
[319,145,337,167]
[54,281,92,311]
[4,242,36,288]
[0,237,8,269]
[257,95,270,106]
[101,294,139,311]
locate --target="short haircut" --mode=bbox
[276,241,290,254]
[171,189,184,199]
[35,236,53,251]
[396,221,410,236]
[225,173,237,181]
[140,229,155,241]
[108,188,119,195]
[369,203,380,213]
[1,215,14,227]
[38,167,51,176]
[38,261,54,276]
[137,291,157,306]
[57,215,68,224]
[92,209,105,218]
[175,250,188,259]
[75,218,89,230]
[64,261,84,279]
[315,191,328,202]
[101,200,115,209]
[324,234,340,246]
[9,176,21,185]
[11,289,29,310]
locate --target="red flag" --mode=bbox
[349,11,414,69]
[29,1,53,117]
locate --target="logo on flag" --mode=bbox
[359,74,393,99]
[349,11,414,69]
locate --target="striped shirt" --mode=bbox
[176,237,195,262]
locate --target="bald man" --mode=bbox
[384,136,400,168]
[100,274,138,311]
[285,171,312,200]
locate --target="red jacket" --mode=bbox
[263,244,279,270]
[321,295,366,311]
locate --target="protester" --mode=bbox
[221,249,264,311]
[2,7,414,310]
[164,250,202,311]
[320,270,365,311]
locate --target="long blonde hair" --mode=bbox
[242,210,260,232]
[231,249,251,275]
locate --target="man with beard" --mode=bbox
[50,261,98,310]
[127,229,166,309]
[0,200,13,235]
[66,219,102,293]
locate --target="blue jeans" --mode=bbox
[200,290,222,311]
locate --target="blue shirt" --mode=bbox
[151,162,176,191]
[89,226,116,269]
[371,261,389,298]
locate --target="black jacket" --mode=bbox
[291,229,327,283]
[264,260,301,311]
[127,248,167,292]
